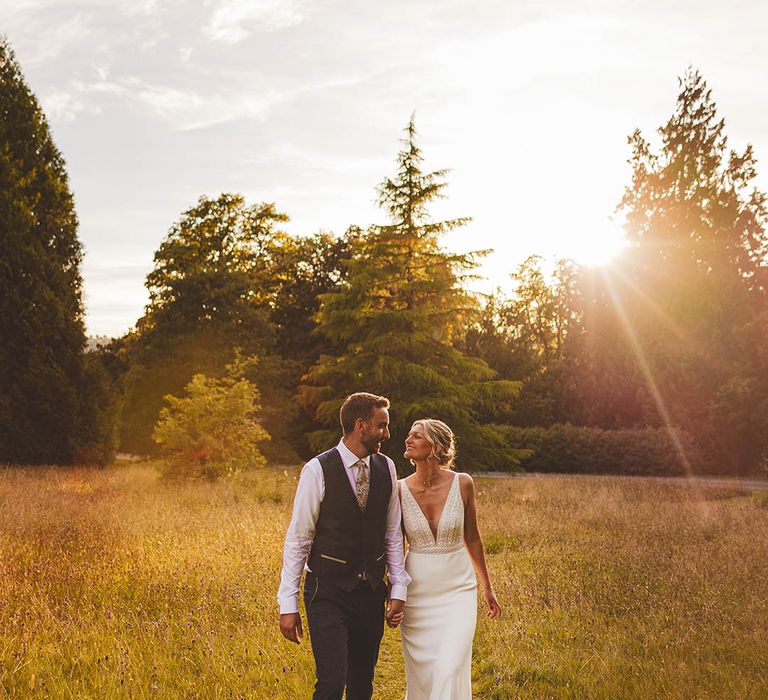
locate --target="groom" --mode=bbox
[278,392,410,700]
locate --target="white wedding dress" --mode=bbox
[400,472,477,700]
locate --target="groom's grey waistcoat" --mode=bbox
[307,447,392,592]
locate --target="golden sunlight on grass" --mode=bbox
[0,465,766,698]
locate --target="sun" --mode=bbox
[570,220,627,267]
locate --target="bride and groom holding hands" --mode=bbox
[278,392,501,699]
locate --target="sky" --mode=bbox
[3,0,768,337]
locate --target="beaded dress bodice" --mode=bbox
[401,472,465,554]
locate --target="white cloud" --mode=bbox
[41,72,289,129]
[124,0,162,16]
[15,11,93,63]
[6,0,768,336]
[72,78,129,97]
[40,89,84,122]
[130,80,285,129]
[203,0,306,44]
[135,83,204,119]
[179,46,193,64]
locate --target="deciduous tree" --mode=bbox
[153,354,270,479]
[118,194,294,457]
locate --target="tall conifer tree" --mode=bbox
[575,70,768,471]
[0,37,88,464]
[301,119,522,471]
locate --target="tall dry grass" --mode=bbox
[0,465,766,698]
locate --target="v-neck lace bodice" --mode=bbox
[401,472,465,554]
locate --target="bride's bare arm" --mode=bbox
[460,473,502,619]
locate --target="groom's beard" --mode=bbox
[361,433,383,455]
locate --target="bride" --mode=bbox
[393,418,501,699]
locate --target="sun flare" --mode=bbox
[570,220,627,267]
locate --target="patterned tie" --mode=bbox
[355,459,369,510]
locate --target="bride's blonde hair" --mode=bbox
[411,418,456,469]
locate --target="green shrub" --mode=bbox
[500,423,712,476]
[153,362,269,480]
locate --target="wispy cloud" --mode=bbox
[123,0,162,17]
[203,0,307,44]
[40,89,84,122]
[42,74,287,129]
[178,46,193,64]
[11,10,93,63]
[40,77,127,121]
[132,80,287,129]
[84,263,151,283]
[5,0,768,336]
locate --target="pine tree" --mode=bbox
[579,70,768,471]
[621,69,768,289]
[0,37,89,464]
[301,119,522,472]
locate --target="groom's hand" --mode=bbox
[385,598,405,628]
[279,612,303,643]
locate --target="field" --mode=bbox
[0,464,766,699]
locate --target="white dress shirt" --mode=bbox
[277,439,410,614]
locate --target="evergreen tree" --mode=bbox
[74,348,121,466]
[576,70,768,471]
[0,37,89,464]
[301,119,522,472]
[621,69,767,289]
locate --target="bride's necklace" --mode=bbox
[419,468,441,488]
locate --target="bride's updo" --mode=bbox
[412,418,456,468]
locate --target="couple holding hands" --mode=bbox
[278,392,501,700]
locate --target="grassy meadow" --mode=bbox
[0,463,766,699]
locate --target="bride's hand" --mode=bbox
[385,598,405,628]
[484,587,501,619]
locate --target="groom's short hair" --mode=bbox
[340,392,390,434]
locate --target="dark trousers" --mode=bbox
[303,572,386,700]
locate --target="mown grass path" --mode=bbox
[0,464,766,698]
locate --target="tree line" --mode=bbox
[2,35,767,475]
